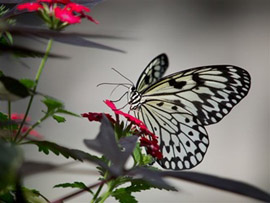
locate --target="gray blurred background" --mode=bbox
[1,0,269,202]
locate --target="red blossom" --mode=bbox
[17,2,43,12]
[66,2,90,12]
[54,6,81,24]
[17,0,98,25]
[11,113,42,139]
[104,100,163,159]
[37,0,70,4]
[11,113,30,122]
[140,137,163,160]
[82,112,115,123]
[82,13,99,24]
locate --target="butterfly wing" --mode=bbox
[137,100,209,170]
[136,53,169,92]
[137,65,250,169]
[141,65,251,126]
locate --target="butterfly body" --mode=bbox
[128,54,251,170]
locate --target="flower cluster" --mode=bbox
[17,0,98,27]
[10,113,42,139]
[82,100,163,160]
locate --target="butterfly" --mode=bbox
[128,53,251,170]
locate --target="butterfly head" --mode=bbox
[128,86,141,110]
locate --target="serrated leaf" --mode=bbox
[54,182,93,194]
[126,179,159,193]
[52,115,66,123]
[42,97,64,113]
[19,79,36,89]
[26,140,110,173]
[112,188,137,203]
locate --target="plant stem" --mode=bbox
[91,183,104,203]
[99,182,113,203]
[52,179,110,203]
[17,113,50,143]
[14,38,53,142]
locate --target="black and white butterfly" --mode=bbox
[128,53,251,170]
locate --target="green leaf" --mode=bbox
[28,140,88,161]
[133,143,142,165]
[0,70,3,77]
[141,154,153,165]
[19,79,36,89]
[126,179,161,193]
[54,182,93,194]
[112,188,137,203]
[52,115,66,123]
[22,187,48,203]
[56,109,80,117]
[42,97,64,113]
[26,140,109,172]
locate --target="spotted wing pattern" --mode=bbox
[135,65,251,170]
[137,100,209,170]
[135,53,168,92]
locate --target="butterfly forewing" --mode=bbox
[141,65,251,125]
[136,53,169,92]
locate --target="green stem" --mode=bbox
[17,113,50,143]
[99,183,113,203]
[8,100,12,139]
[14,38,53,142]
[91,183,104,203]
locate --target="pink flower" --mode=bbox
[17,2,43,12]
[54,6,81,24]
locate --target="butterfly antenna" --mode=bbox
[110,91,128,103]
[118,102,129,110]
[111,68,134,86]
[97,82,131,88]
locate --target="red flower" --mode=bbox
[11,113,30,122]
[11,113,42,139]
[17,2,43,12]
[66,2,90,12]
[54,6,81,24]
[82,112,115,123]
[104,100,163,159]
[37,0,70,4]
[140,137,163,160]
[16,0,98,26]
[84,14,99,24]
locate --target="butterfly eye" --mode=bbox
[131,86,135,92]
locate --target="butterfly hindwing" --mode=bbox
[136,53,169,92]
[141,65,251,126]
[137,100,209,170]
